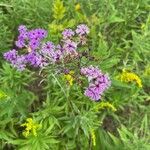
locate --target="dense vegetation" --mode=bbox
[0,0,150,149]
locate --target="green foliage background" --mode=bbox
[0,0,150,149]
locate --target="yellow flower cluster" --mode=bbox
[91,129,96,146]
[120,69,142,88]
[64,71,74,86]
[21,118,40,137]
[95,101,117,112]
[0,90,7,100]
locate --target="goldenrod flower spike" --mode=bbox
[120,69,142,88]
[95,101,117,112]
[21,118,40,137]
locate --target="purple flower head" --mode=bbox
[16,25,47,50]
[63,39,77,54]
[29,39,40,50]
[25,51,43,67]
[15,34,28,48]
[62,29,75,39]
[85,87,101,101]
[15,39,25,48]
[3,49,27,71]
[28,29,47,40]
[76,24,89,36]
[81,66,111,101]
[28,30,37,39]
[41,41,58,62]
[35,29,47,39]
[15,25,28,48]
[41,42,55,55]
[18,25,27,34]
[81,66,102,80]
[12,55,27,71]
[3,49,18,62]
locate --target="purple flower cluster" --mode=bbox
[41,42,63,62]
[4,49,26,71]
[62,29,75,39]
[76,24,89,36]
[75,24,89,45]
[3,49,18,62]
[3,24,111,101]
[3,24,89,71]
[4,25,48,70]
[25,51,44,67]
[63,39,77,55]
[16,25,47,50]
[81,66,111,101]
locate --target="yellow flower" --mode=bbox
[95,101,117,112]
[21,118,40,137]
[120,69,142,88]
[91,129,96,146]
[75,3,81,11]
[64,71,74,86]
